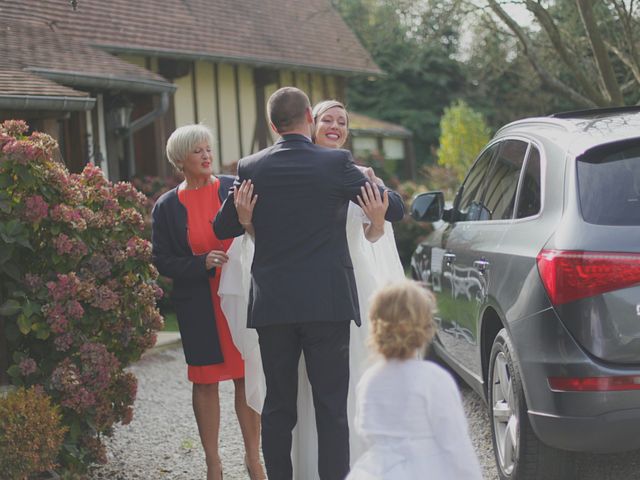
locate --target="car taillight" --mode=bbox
[549,375,640,392]
[536,249,640,305]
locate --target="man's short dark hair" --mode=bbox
[267,87,310,133]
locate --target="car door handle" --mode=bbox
[473,259,490,273]
[444,253,456,265]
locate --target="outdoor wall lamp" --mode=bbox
[108,97,134,136]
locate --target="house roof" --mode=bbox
[349,112,413,138]
[0,69,87,98]
[0,0,380,76]
[0,20,174,98]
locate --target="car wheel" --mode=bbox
[488,328,574,480]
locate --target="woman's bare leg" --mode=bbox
[193,383,222,480]
[233,378,266,479]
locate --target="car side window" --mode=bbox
[515,146,541,218]
[482,140,529,220]
[456,143,499,221]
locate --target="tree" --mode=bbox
[333,0,468,166]
[438,100,490,181]
[478,0,640,107]
[462,14,575,128]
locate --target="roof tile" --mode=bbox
[0,20,169,84]
[0,0,380,74]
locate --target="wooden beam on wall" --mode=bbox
[191,62,199,124]
[213,63,223,171]
[234,65,244,158]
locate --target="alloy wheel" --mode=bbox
[492,351,519,475]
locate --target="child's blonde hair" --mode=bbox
[368,280,436,359]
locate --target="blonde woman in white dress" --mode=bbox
[219,100,405,479]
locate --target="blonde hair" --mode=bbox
[312,99,347,124]
[165,124,214,172]
[369,280,436,360]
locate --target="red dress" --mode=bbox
[178,179,244,383]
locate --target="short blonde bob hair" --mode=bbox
[368,280,436,360]
[165,124,214,172]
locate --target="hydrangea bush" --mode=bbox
[0,120,163,476]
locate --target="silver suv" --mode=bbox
[411,107,640,480]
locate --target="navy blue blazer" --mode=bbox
[214,134,405,328]
[151,175,235,366]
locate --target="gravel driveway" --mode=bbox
[90,345,640,480]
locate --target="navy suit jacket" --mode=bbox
[214,134,404,328]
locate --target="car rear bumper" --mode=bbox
[528,408,640,453]
[508,307,640,453]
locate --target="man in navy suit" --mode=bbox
[214,87,404,480]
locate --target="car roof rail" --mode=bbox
[550,105,640,118]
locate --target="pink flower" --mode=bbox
[2,139,41,164]
[50,204,87,231]
[54,333,74,352]
[79,342,120,392]
[113,181,147,207]
[91,285,119,311]
[0,119,28,137]
[120,208,145,231]
[85,254,111,279]
[44,304,69,334]
[53,233,88,258]
[66,300,84,320]
[46,272,80,300]
[19,357,37,376]
[81,163,108,188]
[51,359,97,412]
[126,236,152,261]
[53,233,74,255]
[24,195,49,223]
[28,131,58,156]
[24,273,43,292]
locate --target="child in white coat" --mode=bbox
[347,280,483,480]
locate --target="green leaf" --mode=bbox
[0,244,14,265]
[22,301,42,317]
[69,419,82,442]
[7,364,21,378]
[0,175,10,189]
[33,322,50,340]
[4,219,24,236]
[15,236,32,250]
[0,200,11,214]
[1,262,21,281]
[4,322,19,341]
[17,314,32,335]
[0,299,20,316]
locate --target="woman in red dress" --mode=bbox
[151,125,265,480]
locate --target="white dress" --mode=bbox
[219,203,405,478]
[347,359,483,480]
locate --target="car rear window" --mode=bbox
[577,139,640,225]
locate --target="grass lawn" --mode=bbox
[162,311,179,332]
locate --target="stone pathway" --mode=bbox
[90,344,640,480]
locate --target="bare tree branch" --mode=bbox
[605,40,640,85]
[611,0,640,76]
[576,0,624,105]
[621,78,637,94]
[524,0,607,105]
[485,0,598,107]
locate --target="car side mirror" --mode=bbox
[411,192,444,222]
